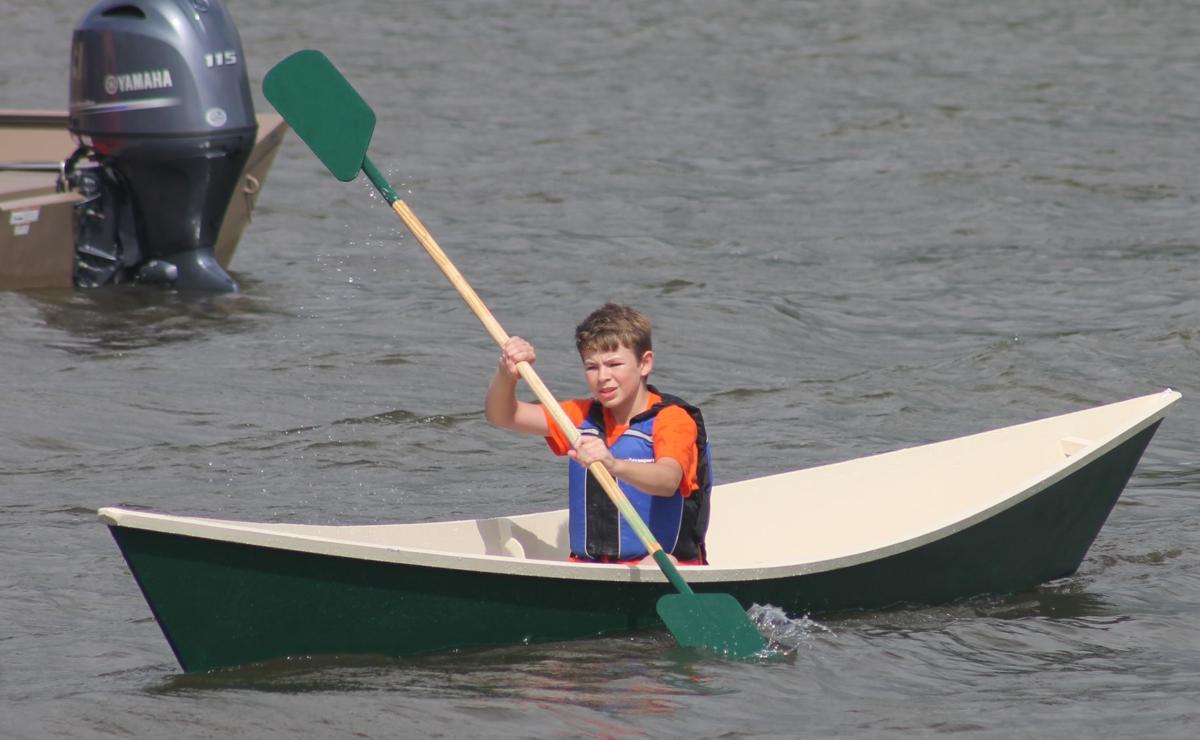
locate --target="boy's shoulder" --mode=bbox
[559,398,594,423]
[652,403,699,431]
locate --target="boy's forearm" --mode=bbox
[485,367,551,436]
[608,458,683,497]
[484,370,520,428]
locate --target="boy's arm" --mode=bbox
[569,436,684,497]
[484,336,551,436]
[579,404,696,496]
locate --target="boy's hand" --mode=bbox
[568,434,616,473]
[570,439,684,497]
[499,336,536,379]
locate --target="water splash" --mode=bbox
[748,603,835,655]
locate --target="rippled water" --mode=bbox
[3,1,1198,737]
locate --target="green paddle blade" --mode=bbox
[263,49,375,182]
[657,593,767,658]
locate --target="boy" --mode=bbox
[485,303,712,564]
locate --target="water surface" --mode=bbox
[2,1,1198,737]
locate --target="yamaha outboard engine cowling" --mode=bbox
[68,0,256,291]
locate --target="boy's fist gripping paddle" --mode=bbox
[263,49,766,658]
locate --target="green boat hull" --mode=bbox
[108,422,1161,673]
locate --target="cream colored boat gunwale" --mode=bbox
[98,389,1180,584]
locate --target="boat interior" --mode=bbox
[100,390,1178,577]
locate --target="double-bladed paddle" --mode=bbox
[262,49,765,658]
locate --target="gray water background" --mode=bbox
[2,0,1198,737]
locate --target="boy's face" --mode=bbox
[580,343,654,411]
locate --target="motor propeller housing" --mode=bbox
[68,0,257,291]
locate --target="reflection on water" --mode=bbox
[18,285,271,355]
[818,584,1119,633]
[153,636,734,715]
[966,583,1119,621]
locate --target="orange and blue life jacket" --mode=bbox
[568,387,712,562]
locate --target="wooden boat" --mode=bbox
[0,109,286,291]
[100,390,1180,672]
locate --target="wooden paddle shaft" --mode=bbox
[389,198,666,558]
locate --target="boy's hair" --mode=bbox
[575,303,652,358]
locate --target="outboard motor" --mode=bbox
[67,0,256,291]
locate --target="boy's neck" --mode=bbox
[606,383,652,427]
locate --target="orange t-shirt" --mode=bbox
[541,392,700,497]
